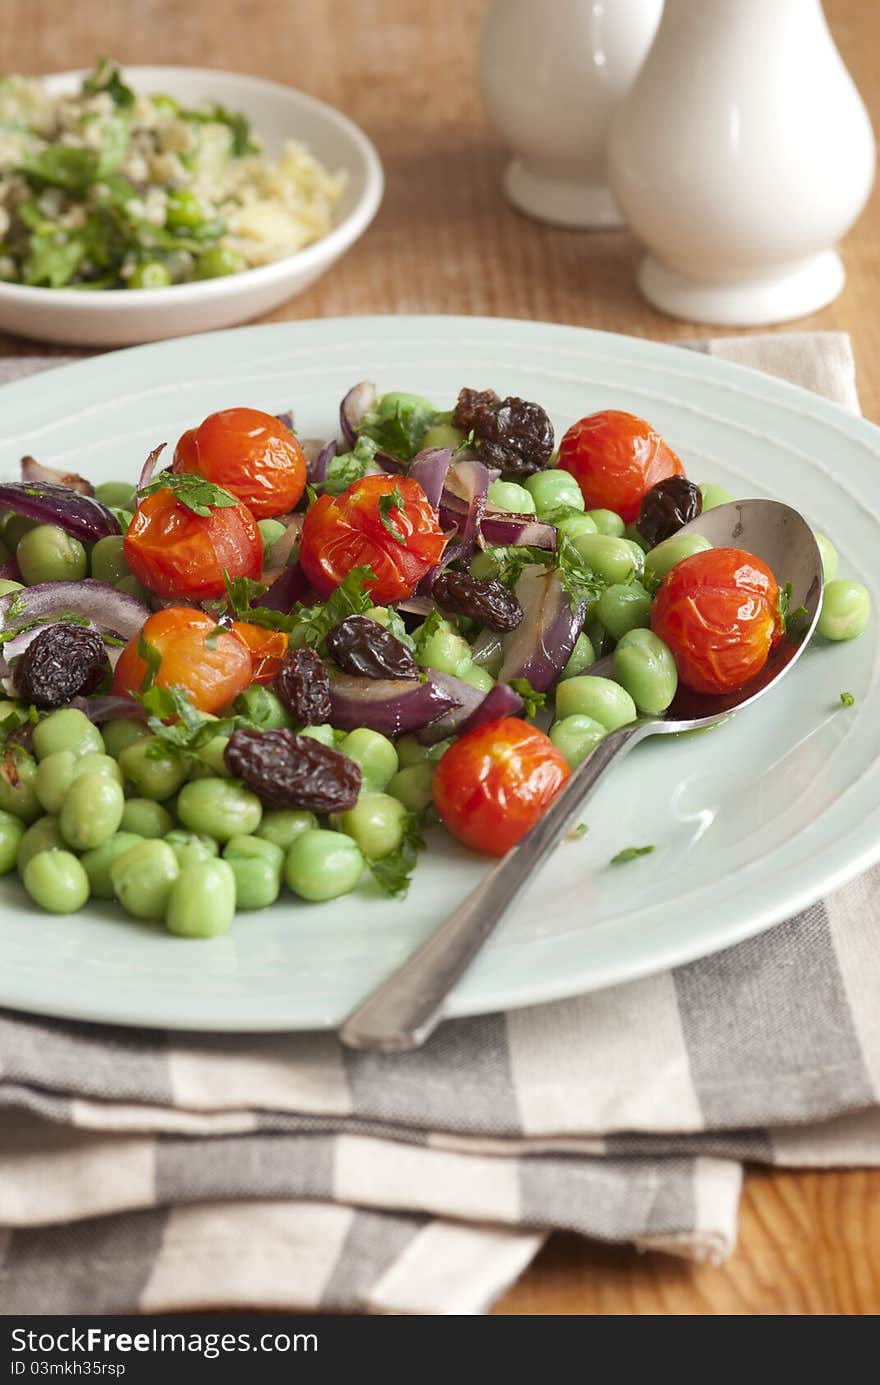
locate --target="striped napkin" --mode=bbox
[0,332,877,1316]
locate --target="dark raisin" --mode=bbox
[15,624,110,709]
[453,387,554,481]
[432,570,523,633]
[275,647,332,725]
[325,615,418,680]
[636,476,703,547]
[225,728,361,812]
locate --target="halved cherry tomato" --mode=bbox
[650,547,783,695]
[231,621,288,685]
[558,410,684,524]
[298,474,447,603]
[124,487,262,600]
[174,408,307,519]
[113,607,253,714]
[433,717,570,856]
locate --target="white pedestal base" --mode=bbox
[637,250,846,327]
[503,158,624,229]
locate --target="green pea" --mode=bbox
[460,664,494,692]
[285,828,364,902]
[584,509,625,537]
[554,675,637,731]
[256,809,317,851]
[0,808,24,875]
[299,723,336,748]
[0,578,24,596]
[23,850,89,914]
[417,628,473,677]
[623,539,646,576]
[188,733,231,779]
[560,632,596,680]
[120,798,174,839]
[396,735,431,768]
[110,508,133,532]
[364,605,392,628]
[115,574,151,602]
[0,701,27,734]
[81,831,145,900]
[257,518,286,561]
[102,718,150,760]
[166,187,205,228]
[129,260,173,289]
[0,534,9,563]
[34,750,77,815]
[338,793,407,860]
[78,752,123,783]
[164,829,219,868]
[165,858,237,937]
[699,482,734,511]
[569,533,638,586]
[624,523,651,554]
[469,549,503,580]
[90,535,130,585]
[16,814,63,872]
[387,764,434,814]
[420,421,465,451]
[524,470,584,518]
[374,389,435,420]
[234,685,292,730]
[16,523,88,585]
[814,532,838,582]
[111,839,179,921]
[33,708,104,761]
[643,533,713,592]
[119,736,189,801]
[613,629,678,715]
[177,777,263,842]
[549,714,607,768]
[3,515,36,550]
[94,481,137,511]
[194,245,246,279]
[0,750,40,823]
[487,480,536,515]
[340,728,399,792]
[223,834,283,910]
[817,579,871,642]
[59,772,124,851]
[597,582,653,642]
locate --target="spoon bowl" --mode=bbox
[340,499,824,1051]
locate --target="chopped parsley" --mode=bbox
[572,823,590,840]
[369,813,426,899]
[508,677,546,719]
[136,632,163,691]
[411,608,444,658]
[378,485,407,546]
[839,691,855,707]
[611,845,655,865]
[318,435,379,496]
[137,471,239,518]
[358,394,437,461]
[778,582,809,637]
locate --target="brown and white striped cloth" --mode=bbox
[0,333,877,1315]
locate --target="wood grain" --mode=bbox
[2,0,878,1316]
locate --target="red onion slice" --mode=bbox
[408,447,453,510]
[458,682,526,735]
[138,443,166,492]
[21,455,94,495]
[497,566,586,693]
[308,439,337,486]
[276,410,295,433]
[479,514,557,550]
[414,670,487,744]
[0,483,121,543]
[255,561,312,613]
[340,382,376,449]
[329,670,462,737]
[0,558,21,583]
[71,694,149,724]
[439,457,491,561]
[0,579,150,642]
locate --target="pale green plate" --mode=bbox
[1,316,878,1030]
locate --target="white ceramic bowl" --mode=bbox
[0,66,384,347]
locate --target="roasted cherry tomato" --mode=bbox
[173,408,307,519]
[230,621,288,685]
[124,487,262,600]
[299,474,447,603]
[558,410,684,524]
[113,607,253,714]
[433,717,570,856]
[650,547,783,695]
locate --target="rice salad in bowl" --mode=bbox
[0,58,346,291]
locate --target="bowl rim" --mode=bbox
[0,64,384,310]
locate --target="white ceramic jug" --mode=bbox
[608,0,876,325]
[478,0,663,228]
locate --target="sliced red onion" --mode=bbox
[0,482,121,543]
[471,626,504,669]
[497,567,586,693]
[71,694,149,724]
[262,513,303,577]
[340,382,376,449]
[329,670,462,737]
[276,410,295,432]
[307,439,337,486]
[373,449,407,475]
[21,455,94,495]
[408,447,453,509]
[414,536,462,597]
[0,558,21,583]
[255,561,312,613]
[479,514,556,550]
[439,457,491,561]
[0,579,150,641]
[138,443,166,492]
[458,682,525,735]
[395,594,436,618]
[414,670,486,744]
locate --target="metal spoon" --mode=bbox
[339,500,823,1052]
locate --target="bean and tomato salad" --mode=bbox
[0,387,871,936]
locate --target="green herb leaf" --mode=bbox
[369,814,426,898]
[359,396,437,461]
[138,471,239,517]
[571,823,590,840]
[285,566,376,650]
[20,146,100,192]
[382,605,416,654]
[378,484,407,546]
[21,232,86,288]
[186,103,257,157]
[508,677,547,719]
[840,690,855,707]
[554,531,606,611]
[610,845,655,865]
[318,435,378,495]
[83,58,136,108]
[136,632,162,692]
[411,608,443,657]
[778,582,809,637]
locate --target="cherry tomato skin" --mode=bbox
[230,621,288,685]
[113,607,253,714]
[650,547,783,695]
[123,488,263,600]
[558,410,685,524]
[299,474,447,603]
[433,717,571,856]
[173,408,307,519]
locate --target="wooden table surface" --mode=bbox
[2,0,879,1316]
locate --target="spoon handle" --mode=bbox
[339,721,648,1052]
